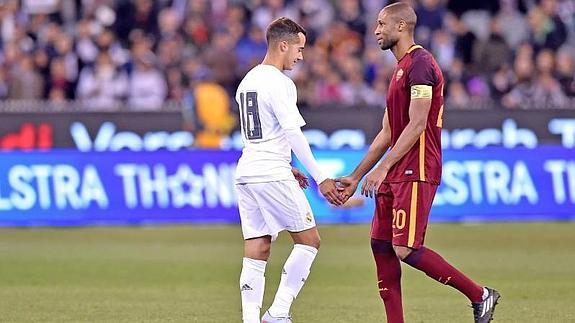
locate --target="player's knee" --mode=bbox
[371,238,394,254]
[298,236,320,250]
[306,236,321,250]
[393,245,413,260]
[292,230,321,249]
[259,243,271,258]
[244,239,271,260]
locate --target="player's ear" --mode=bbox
[397,20,405,32]
[279,40,288,52]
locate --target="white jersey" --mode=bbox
[234,64,305,184]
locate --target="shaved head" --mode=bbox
[374,2,417,52]
[382,2,417,34]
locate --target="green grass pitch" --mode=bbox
[1,222,574,322]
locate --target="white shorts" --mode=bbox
[235,180,316,240]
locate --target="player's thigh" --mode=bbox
[370,182,394,241]
[252,180,315,233]
[389,181,438,249]
[236,183,269,240]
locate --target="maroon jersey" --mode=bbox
[384,45,444,185]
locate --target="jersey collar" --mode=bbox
[398,44,423,62]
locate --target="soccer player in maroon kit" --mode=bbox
[337,3,500,323]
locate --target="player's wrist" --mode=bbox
[348,171,362,182]
[378,162,391,173]
[316,174,329,185]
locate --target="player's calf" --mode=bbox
[371,239,405,323]
[240,257,267,323]
[266,244,318,319]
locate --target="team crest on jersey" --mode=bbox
[305,212,313,223]
[396,68,404,81]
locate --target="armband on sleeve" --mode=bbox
[410,85,432,99]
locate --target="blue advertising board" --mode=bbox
[0,150,241,226]
[0,147,573,227]
[296,146,575,223]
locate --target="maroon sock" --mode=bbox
[371,239,404,323]
[402,247,484,303]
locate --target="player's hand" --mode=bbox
[319,178,345,206]
[361,167,388,198]
[335,176,359,204]
[291,167,309,189]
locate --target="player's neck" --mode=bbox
[261,54,284,72]
[391,38,416,61]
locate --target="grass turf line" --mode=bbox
[0,223,574,322]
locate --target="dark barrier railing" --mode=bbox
[0,105,573,150]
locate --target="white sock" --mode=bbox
[482,287,489,300]
[240,257,267,323]
[268,244,318,317]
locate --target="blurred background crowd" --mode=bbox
[0,0,574,112]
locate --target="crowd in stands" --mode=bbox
[0,0,574,111]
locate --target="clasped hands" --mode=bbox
[292,167,388,206]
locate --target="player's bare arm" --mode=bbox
[361,95,431,197]
[337,111,391,200]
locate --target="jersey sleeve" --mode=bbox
[407,51,437,87]
[270,79,306,130]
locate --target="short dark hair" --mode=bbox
[265,17,306,45]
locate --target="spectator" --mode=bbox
[336,0,367,36]
[0,0,573,111]
[496,0,529,49]
[491,64,515,99]
[166,66,186,101]
[202,30,238,94]
[555,48,575,96]
[235,26,267,76]
[531,48,568,108]
[431,30,455,69]
[8,55,44,100]
[48,57,73,99]
[448,14,477,65]
[0,67,7,99]
[54,33,79,83]
[128,52,167,110]
[415,0,446,48]
[77,52,128,110]
[472,18,512,74]
[502,54,536,108]
[75,19,99,65]
[446,81,471,108]
[527,5,568,52]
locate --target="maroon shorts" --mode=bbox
[370,181,438,249]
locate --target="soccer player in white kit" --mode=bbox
[235,17,344,323]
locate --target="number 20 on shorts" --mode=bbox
[392,208,406,229]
